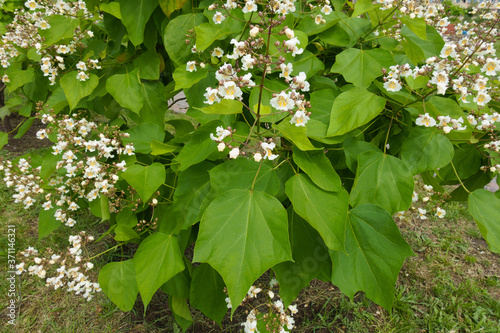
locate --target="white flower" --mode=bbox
[218,81,242,100]
[473,91,491,106]
[290,72,310,92]
[384,78,402,92]
[290,110,309,127]
[261,142,278,160]
[213,11,225,24]
[415,113,436,127]
[270,91,294,111]
[412,191,418,202]
[284,28,294,39]
[241,54,256,71]
[435,207,446,219]
[211,47,224,58]
[186,61,196,72]
[315,14,325,25]
[249,26,260,38]
[279,63,293,79]
[417,208,427,220]
[76,71,89,82]
[253,153,262,162]
[242,0,257,13]
[210,126,231,142]
[229,147,239,159]
[217,142,226,152]
[284,38,303,57]
[482,58,499,76]
[204,87,220,105]
[321,5,332,15]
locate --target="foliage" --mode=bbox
[0,0,499,331]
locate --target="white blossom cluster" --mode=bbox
[397,184,446,221]
[224,279,298,333]
[0,0,101,85]
[0,113,134,228]
[15,232,101,301]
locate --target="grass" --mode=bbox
[0,148,499,332]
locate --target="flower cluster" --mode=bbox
[16,232,100,301]
[0,111,134,228]
[396,183,447,221]
[0,0,102,85]
[224,278,298,333]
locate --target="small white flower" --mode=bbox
[290,110,309,127]
[418,208,427,220]
[76,71,89,82]
[261,142,279,160]
[383,78,402,92]
[253,153,262,162]
[186,61,197,72]
[229,147,239,159]
[435,207,446,219]
[217,142,226,152]
[213,11,225,24]
[210,126,231,142]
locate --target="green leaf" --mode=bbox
[0,132,7,150]
[193,189,292,313]
[134,51,161,80]
[38,15,79,45]
[190,263,228,325]
[318,23,351,47]
[285,174,349,251]
[330,204,414,311]
[399,16,427,40]
[123,123,165,154]
[6,68,34,91]
[296,11,345,35]
[164,13,207,66]
[151,140,177,155]
[209,158,280,196]
[159,0,188,17]
[163,162,214,233]
[327,87,386,136]
[140,82,167,128]
[195,21,240,52]
[170,296,193,331]
[273,208,331,307]
[401,127,454,175]
[99,260,139,312]
[173,65,209,90]
[116,207,138,228]
[13,118,34,139]
[401,25,444,64]
[134,233,185,309]
[350,151,414,214]
[343,137,381,172]
[114,225,139,241]
[174,120,223,171]
[469,189,500,254]
[274,119,321,151]
[194,99,243,115]
[106,68,144,114]
[99,2,122,18]
[352,0,375,17]
[39,208,60,239]
[46,86,69,114]
[438,144,481,182]
[118,0,157,46]
[292,147,341,192]
[121,163,166,202]
[331,48,394,89]
[60,72,99,110]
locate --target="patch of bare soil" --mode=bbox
[0,113,52,155]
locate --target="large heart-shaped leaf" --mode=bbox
[327,87,386,137]
[134,233,185,309]
[193,189,292,313]
[330,204,414,311]
[292,147,342,192]
[106,68,144,114]
[273,208,331,307]
[118,0,157,46]
[123,123,165,154]
[60,72,99,110]
[190,263,228,325]
[350,151,414,214]
[99,260,139,311]
[285,174,348,251]
[121,163,166,202]
[331,48,394,89]
[468,189,500,254]
[401,127,454,175]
